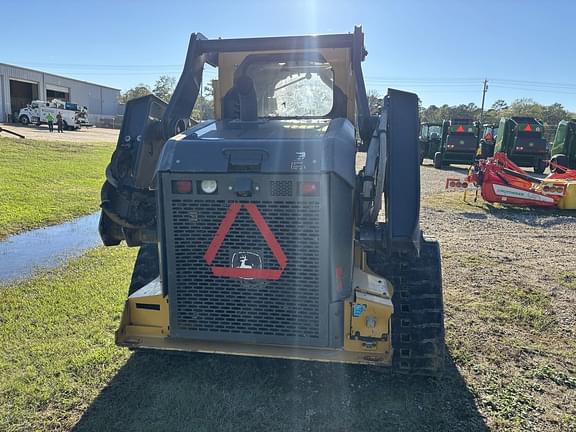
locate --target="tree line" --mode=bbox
[419,99,574,141]
[419,98,573,126]
[121,78,574,139]
[119,75,214,121]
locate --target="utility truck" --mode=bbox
[18,99,91,130]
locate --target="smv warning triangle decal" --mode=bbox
[203,203,287,280]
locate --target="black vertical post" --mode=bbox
[479,79,488,124]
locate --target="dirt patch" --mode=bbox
[0,123,119,143]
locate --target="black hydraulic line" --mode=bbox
[0,127,25,138]
[501,167,542,184]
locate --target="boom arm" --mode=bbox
[98,27,381,247]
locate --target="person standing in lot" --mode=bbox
[46,112,54,132]
[56,112,64,133]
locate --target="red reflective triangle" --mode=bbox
[203,203,287,280]
[456,125,465,132]
[484,132,493,141]
[523,123,533,132]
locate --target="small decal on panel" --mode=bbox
[352,303,367,317]
[231,252,263,280]
[291,151,306,170]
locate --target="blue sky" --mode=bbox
[2,0,576,110]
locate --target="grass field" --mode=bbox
[3,240,573,431]
[1,164,574,431]
[0,247,486,432]
[0,137,112,239]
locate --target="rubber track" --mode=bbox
[367,236,445,375]
[129,244,160,296]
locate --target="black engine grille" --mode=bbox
[169,198,323,345]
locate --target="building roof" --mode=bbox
[0,63,121,91]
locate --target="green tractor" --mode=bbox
[494,116,548,174]
[550,119,576,171]
[432,118,479,169]
[477,123,498,159]
[419,122,442,164]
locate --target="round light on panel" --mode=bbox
[200,180,218,194]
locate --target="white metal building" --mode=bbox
[0,63,121,125]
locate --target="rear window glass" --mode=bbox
[244,59,334,118]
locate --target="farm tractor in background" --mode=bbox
[98,27,445,375]
[428,118,479,169]
[550,119,576,172]
[477,123,498,159]
[494,116,548,174]
[418,122,442,165]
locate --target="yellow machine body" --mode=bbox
[117,258,394,366]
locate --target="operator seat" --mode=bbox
[222,75,258,121]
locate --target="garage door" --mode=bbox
[10,79,39,115]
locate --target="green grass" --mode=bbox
[0,247,136,432]
[559,272,576,290]
[0,137,113,239]
[0,247,486,432]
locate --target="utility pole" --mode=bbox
[479,79,488,124]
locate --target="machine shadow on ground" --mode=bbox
[73,350,487,432]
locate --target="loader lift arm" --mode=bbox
[99,26,382,246]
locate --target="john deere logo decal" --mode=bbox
[231,252,262,280]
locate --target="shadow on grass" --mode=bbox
[73,350,487,432]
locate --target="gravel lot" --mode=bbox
[0,123,119,143]
[419,161,576,431]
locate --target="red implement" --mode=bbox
[465,152,576,207]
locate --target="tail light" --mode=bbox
[299,181,319,196]
[173,180,193,194]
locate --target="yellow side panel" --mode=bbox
[559,182,576,209]
[116,282,169,343]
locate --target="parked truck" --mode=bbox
[18,99,91,130]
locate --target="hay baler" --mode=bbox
[494,116,548,174]
[550,119,576,171]
[433,119,479,169]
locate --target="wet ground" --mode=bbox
[0,213,101,284]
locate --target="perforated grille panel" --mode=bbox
[168,196,324,346]
[270,180,293,197]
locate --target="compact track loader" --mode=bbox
[99,27,445,374]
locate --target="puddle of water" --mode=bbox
[0,213,102,284]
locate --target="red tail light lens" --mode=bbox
[300,181,319,196]
[173,180,193,194]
